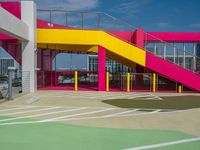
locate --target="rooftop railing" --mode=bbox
[37,9,200,74]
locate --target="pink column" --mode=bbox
[132,29,145,90]
[98,46,106,91]
[132,28,145,49]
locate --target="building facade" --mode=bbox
[1,1,200,92]
[146,42,200,71]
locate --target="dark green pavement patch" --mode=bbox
[102,96,200,109]
[0,121,197,150]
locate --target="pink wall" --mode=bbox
[147,32,200,42]
[0,2,21,18]
[146,52,200,91]
[107,31,133,43]
[37,19,75,29]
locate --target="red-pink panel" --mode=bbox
[107,31,133,43]
[146,52,200,91]
[0,2,21,18]
[147,32,200,42]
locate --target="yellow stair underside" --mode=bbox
[37,29,146,67]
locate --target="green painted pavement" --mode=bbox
[0,118,198,150]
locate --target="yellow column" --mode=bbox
[178,85,182,93]
[153,73,156,92]
[106,72,109,92]
[127,73,130,92]
[74,71,78,91]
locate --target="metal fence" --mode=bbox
[37,10,135,31]
[0,70,25,100]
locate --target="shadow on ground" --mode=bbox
[102,96,200,110]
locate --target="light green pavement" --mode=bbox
[0,116,199,150]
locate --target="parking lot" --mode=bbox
[0,91,200,150]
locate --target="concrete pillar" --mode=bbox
[21,1,37,93]
[98,46,106,91]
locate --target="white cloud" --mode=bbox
[190,23,200,28]
[36,0,99,10]
[157,22,171,28]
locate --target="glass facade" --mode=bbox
[87,55,133,73]
[145,42,200,71]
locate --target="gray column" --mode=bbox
[154,42,157,55]
[193,43,196,71]
[21,1,37,93]
[163,43,166,59]
[173,43,176,63]
[183,43,186,68]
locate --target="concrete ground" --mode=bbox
[0,91,200,136]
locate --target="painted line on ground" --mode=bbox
[0,104,54,108]
[123,137,200,150]
[0,106,38,112]
[102,109,139,118]
[0,108,115,125]
[0,104,117,110]
[93,93,148,99]
[46,92,109,98]
[127,95,157,99]
[146,93,163,100]
[121,109,161,117]
[0,108,180,125]
[57,109,161,121]
[45,108,115,122]
[1,106,60,116]
[0,107,87,122]
[25,96,40,104]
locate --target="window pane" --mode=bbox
[156,42,165,57]
[175,43,184,56]
[146,42,155,53]
[185,43,194,56]
[166,44,174,56]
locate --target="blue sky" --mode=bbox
[36,0,200,32]
[1,0,200,69]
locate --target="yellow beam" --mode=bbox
[74,71,78,91]
[153,73,156,92]
[37,29,146,67]
[106,72,109,92]
[127,73,130,92]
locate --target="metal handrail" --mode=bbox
[37,9,200,74]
